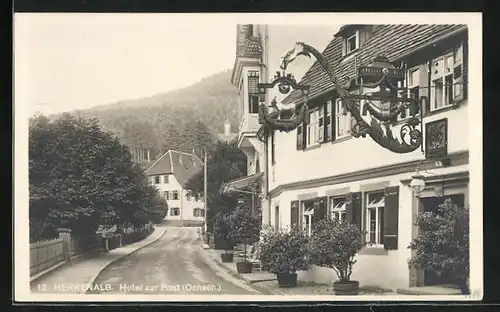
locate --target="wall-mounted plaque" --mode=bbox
[425,118,448,159]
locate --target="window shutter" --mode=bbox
[296,124,304,150]
[346,192,362,230]
[383,186,399,250]
[419,62,431,116]
[290,201,299,228]
[330,100,336,143]
[313,197,328,222]
[453,41,467,102]
[323,102,330,142]
[318,106,324,143]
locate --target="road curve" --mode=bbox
[88,226,257,295]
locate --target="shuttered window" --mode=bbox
[383,186,399,250]
[290,201,300,228]
[296,124,304,150]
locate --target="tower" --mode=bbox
[224,117,231,136]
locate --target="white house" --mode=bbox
[226,24,475,292]
[145,150,205,226]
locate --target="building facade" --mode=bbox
[266,24,470,290]
[145,150,205,226]
[229,24,471,291]
[225,24,333,218]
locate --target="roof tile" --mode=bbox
[283,24,467,105]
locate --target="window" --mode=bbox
[306,109,319,147]
[248,72,260,114]
[150,177,154,185]
[163,175,169,184]
[429,44,465,111]
[170,207,180,216]
[365,192,385,247]
[164,191,170,200]
[330,197,347,223]
[172,190,179,200]
[154,176,160,184]
[335,99,351,139]
[343,31,359,56]
[193,208,205,217]
[397,67,421,120]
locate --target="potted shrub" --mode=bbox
[228,205,261,273]
[409,199,470,295]
[213,212,234,263]
[309,218,364,295]
[260,226,309,287]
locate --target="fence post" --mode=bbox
[58,228,72,266]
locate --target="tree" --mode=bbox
[308,219,364,283]
[184,139,248,231]
[29,114,168,242]
[408,199,470,294]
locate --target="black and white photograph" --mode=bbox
[13,13,483,302]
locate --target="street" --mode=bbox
[88,226,258,295]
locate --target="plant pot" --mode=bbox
[277,272,298,288]
[220,253,234,263]
[333,280,360,296]
[236,261,253,273]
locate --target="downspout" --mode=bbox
[262,24,271,226]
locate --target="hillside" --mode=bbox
[66,70,239,158]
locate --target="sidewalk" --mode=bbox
[203,248,276,284]
[30,225,168,294]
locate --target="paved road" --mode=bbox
[88,226,257,295]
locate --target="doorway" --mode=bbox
[420,194,465,286]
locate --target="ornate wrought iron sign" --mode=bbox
[279,42,424,154]
[256,71,310,142]
[425,118,448,159]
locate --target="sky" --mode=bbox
[15,14,242,116]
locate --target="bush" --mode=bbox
[228,205,261,262]
[408,199,470,294]
[260,225,309,274]
[309,219,364,282]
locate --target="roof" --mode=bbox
[282,24,468,105]
[219,172,264,195]
[144,150,203,187]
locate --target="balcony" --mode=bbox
[238,113,260,137]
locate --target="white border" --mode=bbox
[14,12,483,302]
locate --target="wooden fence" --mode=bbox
[30,237,65,276]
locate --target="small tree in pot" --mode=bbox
[260,225,309,287]
[408,199,470,295]
[213,212,234,262]
[228,205,261,273]
[309,219,364,295]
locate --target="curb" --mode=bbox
[84,227,169,294]
[199,246,273,295]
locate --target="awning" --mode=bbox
[219,172,264,195]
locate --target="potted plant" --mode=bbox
[228,205,261,273]
[213,212,234,263]
[260,226,309,287]
[309,218,365,295]
[408,199,470,295]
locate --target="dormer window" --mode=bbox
[345,31,359,55]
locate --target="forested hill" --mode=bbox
[64,70,239,158]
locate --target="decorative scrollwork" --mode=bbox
[280,42,423,154]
